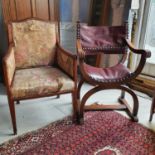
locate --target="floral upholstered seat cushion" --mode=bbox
[11,66,74,99]
[12,20,57,68]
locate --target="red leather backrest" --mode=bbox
[77,23,128,54]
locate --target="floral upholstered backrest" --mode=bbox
[11,19,57,68]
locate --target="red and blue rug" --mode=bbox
[0,111,155,155]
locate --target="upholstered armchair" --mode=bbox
[3,19,78,134]
[76,22,151,123]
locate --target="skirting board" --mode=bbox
[128,74,155,97]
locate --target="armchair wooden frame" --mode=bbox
[76,22,151,123]
[3,18,78,135]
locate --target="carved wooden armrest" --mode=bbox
[125,39,151,58]
[57,43,77,79]
[3,44,16,86]
[124,39,151,77]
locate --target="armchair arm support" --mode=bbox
[57,43,77,80]
[3,44,16,86]
[124,39,151,78]
[77,39,85,60]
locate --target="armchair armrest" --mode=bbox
[124,39,151,77]
[3,44,16,86]
[125,39,151,58]
[57,42,77,80]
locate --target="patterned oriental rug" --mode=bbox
[0,112,155,155]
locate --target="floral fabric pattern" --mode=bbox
[11,66,74,99]
[5,47,16,85]
[12,20,57,68]
[57,48,74,78]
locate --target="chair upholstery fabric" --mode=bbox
[11,66,74,99]
[12,20,57,68]
[5,47,16,85]
[57,47,74,78]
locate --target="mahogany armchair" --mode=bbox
[3,19,78,134]
[77,22,151,123]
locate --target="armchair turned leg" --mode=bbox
[8,98,17,135]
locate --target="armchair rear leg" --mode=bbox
[72,92,79,123]
[56,95,60,99]
[77,79,84,99]
[120,90,125,99]
[118,90,125,101]
[79,113,84,125]
[8,98,17,135]
[16,100,20,104]
[149,112,153,122]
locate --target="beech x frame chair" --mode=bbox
[76,22,151,123]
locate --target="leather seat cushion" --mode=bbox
[11,66,74,99]
[84,63,130,82]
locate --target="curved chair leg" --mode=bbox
[118,86,139,122]
[77,79,84,99]
[79,86,102,124]
[8,97,17,135]
[149,97,155,122]
[79,85,139,124]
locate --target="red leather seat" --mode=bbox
[84,63,130,82]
